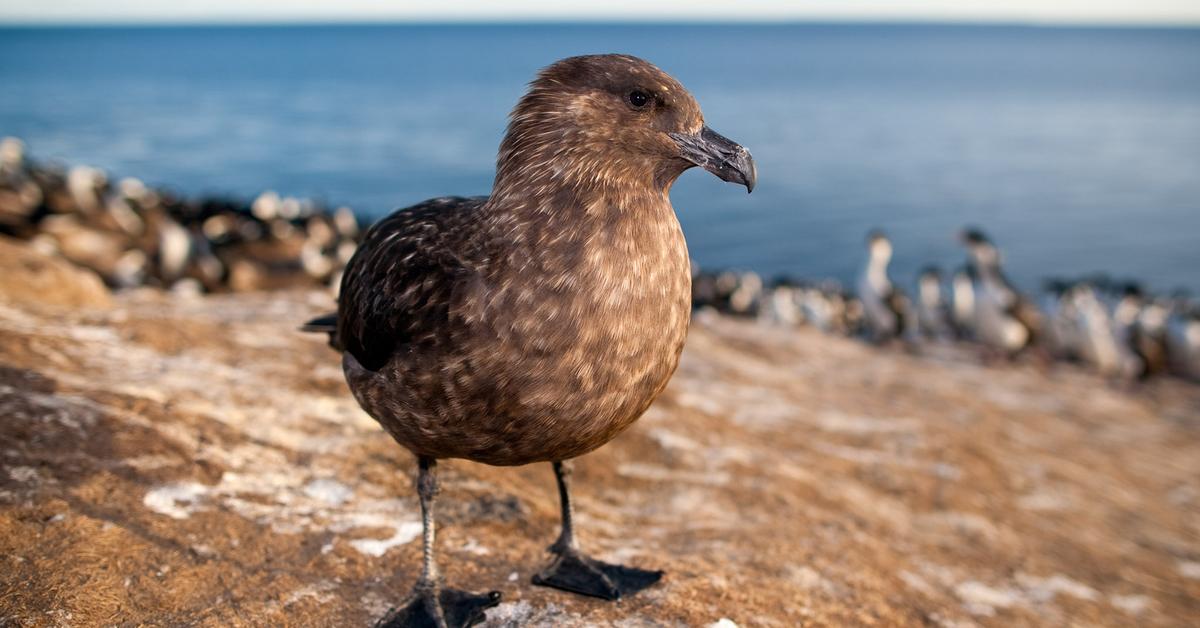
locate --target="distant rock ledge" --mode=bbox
[1,237,1198,626]
[0,137,359,296]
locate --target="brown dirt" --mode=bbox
[1,238,1198,627]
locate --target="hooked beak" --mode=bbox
[670,126,757,193]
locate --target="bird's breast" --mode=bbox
[472,201,692,460]
[570,209,691,360]
[513,205,690,372]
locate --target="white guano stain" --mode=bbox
[143,473,421,557]
[143,482,209,520]
[348,521,424,558]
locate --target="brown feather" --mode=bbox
[336,55,706,466]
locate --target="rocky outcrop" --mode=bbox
[1,238,1198,627]
[0,138,359,296]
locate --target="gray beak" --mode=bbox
[670,126,757,193]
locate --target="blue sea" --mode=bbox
[1,23,1198,293]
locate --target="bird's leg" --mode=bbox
[532,460,663,600]
[376,457,500,628]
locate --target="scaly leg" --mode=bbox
[532,460,662,600]
[376,458,500,628]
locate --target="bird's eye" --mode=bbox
[628,90,650,109]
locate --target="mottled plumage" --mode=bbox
[339,186,692,466]
[304,53,755,626]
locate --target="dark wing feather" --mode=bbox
[337,196,489,371]
[301,314,337,332]
[300,312,341,350]
[997,270,1043,343]
[885,286,912,335]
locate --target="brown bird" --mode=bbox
[304,53,755,627]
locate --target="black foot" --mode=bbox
[532,550,662,600]
[375,588,501,628]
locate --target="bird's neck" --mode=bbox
[481,171,687,289]
[977,263,1008,289]
[485,137,686,270]
[867,255,891,286]
[491,158,663,207]
[488,162,672,229]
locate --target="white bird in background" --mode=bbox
[801,283,845,334]
[960,229,1038,356]
[950,265,976,340]
[1130,290,1171,378]
[857,230,911,343]
[729,271,763,316]
[1039,279,1080,361]
[1070,283,1143,379]
[1166,301,1200,382]
[760,281,803,326]
[916,266,953,340]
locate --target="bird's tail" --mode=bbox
[301,312,342,351]
[300,313,336,333]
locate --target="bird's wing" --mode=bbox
[991,270,1042,339]
[337,196,490,371]
[1011,297,1044,340]
[885,286,913,331]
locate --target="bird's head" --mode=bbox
[959,227,999,267]
[866,229,893,261]
[494,54,756,199]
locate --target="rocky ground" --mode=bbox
[1,236,1198,627]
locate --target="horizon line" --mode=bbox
[3,17,1200,28]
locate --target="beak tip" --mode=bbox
[673,126,757,196]
[742,156,757,193]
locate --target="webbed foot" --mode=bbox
[375,587,501,628]
[532,549,662,600]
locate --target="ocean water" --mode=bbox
[1,23,1198,293]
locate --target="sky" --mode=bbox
[2,0,1199,26]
